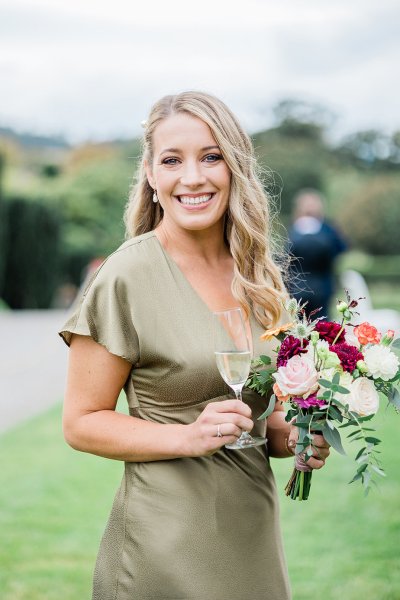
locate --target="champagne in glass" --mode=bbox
[213,307,265,449]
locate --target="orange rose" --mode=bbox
[354,322,381,345]
[273,382,290,402]
[260,322,293,342]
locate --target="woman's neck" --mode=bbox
[155,221,230,267]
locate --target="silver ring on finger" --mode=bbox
[216,424,223,437]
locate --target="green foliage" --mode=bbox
[336,129,400,171]
[337,176,400,255]
[2,104,400,305]
[1,197,61,308]
[41,164,61,178]
[58,157,134,285]
[253,128,327,215]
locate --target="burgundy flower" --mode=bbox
[315,320,346,345]
[277,335,309,367]
[292,394,327,409]
[330,342,363,373]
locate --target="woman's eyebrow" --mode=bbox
[159,145,220,156]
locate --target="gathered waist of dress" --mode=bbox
[128,389,269,440]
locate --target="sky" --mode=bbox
[0,0,399,143]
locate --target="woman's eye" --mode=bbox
[203,153,223,163]
[161,157,180,166]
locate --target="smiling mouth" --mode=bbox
[176,193,214,206]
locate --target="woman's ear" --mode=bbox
[144,159,155,190]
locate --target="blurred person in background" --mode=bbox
[59,92,329,600]
[287,188,347,318]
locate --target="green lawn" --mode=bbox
[1,402,399,600]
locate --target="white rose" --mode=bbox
[364,345,399,381]
[273,355,319,398]
[347,377,379,416]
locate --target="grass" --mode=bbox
[0,405,122,600]
[1,402,399,599]
[272,405,400,599]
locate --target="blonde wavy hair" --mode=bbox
[124,91,287,328]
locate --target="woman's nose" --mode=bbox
[180,160,207,187]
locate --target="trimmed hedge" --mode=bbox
[1,197,62,308]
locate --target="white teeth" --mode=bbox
[179,194,213,205]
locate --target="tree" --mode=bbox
[337,176,400,255]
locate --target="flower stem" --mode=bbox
[299,471,305,500]
[331,318,345,346]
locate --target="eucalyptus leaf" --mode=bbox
[257,394,276,420]
[363,470,371,488]
[319,379,333,389]
[388,387,400,409]
[259,355,272,365]
[328,406,343,421]
[365,436,381,444]
[321,424,346,455]
[357,454,369,464]
[357,414,375,422]
[335,385,350,394]
[357,463,368,474]
[332,371,340,385]
[392,338,400,349]
[350,435,364,442]
[331,398,348,411]
[349,472,363,484]
[355,447,366,460]
[339,420,358,428]
[370,464,386,477]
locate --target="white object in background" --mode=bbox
[340,270,400,333]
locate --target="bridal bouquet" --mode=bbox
[247,294,400,500]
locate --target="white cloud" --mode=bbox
[0,0,399,141]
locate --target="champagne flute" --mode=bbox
[213,307,265,449]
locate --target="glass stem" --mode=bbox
[234,388,242,402]
[233,386,252,440]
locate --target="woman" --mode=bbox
[60,91,329,600]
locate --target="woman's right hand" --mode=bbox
[183,400,254,457]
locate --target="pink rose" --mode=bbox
[273,355,319,398]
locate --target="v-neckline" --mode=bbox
[154,233,256,356]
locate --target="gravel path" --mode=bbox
[0,310,69,434]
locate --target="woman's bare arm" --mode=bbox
[63,335,254,462]
[266,402,292,458]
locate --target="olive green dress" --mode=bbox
[59,231,291,600]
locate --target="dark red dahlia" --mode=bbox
[277,335,309,367]
[330,343,363,373]
[315,321,346,345]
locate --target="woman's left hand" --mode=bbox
[287,425,330,470]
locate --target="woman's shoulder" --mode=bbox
[98,231,159,273]
[83,231,160,293]
[110,231,158,262]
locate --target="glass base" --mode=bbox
[225,435,266,450]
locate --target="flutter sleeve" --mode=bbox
[58,261,140,365]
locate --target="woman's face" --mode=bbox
[146,112,231,235]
